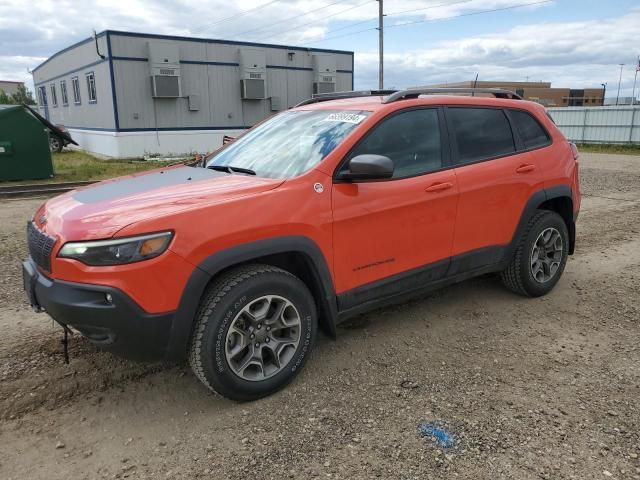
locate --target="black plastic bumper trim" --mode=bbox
[22,257,175,361]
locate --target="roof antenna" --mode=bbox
[472,72,479,96]
[93,30,106,60]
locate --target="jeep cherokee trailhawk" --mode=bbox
[23,88,580,400]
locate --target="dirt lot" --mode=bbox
[1,152,639,480]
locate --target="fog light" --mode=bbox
[105,293,113,304]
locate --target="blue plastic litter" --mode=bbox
[418,422,456,448]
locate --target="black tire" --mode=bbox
[501,210,569,297]
[189,264,317,401]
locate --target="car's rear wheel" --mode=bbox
[189,264,317,401]
[501,210,569,297]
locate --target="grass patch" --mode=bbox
[577,144,640,156]
[51,151,168,182]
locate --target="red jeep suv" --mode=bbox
[23,88,580,400]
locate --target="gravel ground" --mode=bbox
[0,152,639,480]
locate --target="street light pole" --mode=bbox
[616,63,624,105]
[377,0,384,90]
[632,56,639,106]
[601,83,607,106]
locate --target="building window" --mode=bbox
[86,72,97,103]
[60,80,68,106]
[71,76,81,104]
[49,84,58,107]
[37,86,47,106]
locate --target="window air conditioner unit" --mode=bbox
[239,49,267,100]
[148,42,181,98]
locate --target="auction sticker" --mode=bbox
[322,112,367,124]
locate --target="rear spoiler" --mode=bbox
[22,104,79,146]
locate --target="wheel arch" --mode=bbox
[165,236,338,360]
[508,185,575,262]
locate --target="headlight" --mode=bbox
[58,231,173,266]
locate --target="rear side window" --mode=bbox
[449,107,515,165]
[347,108,442,179]
[509,110,550,149]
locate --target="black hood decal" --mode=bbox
[73,167,226,204]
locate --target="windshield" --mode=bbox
[206,110,370,178]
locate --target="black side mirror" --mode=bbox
[336,154,394,182]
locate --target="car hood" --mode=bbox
[35,166,284,241]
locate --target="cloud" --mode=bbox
[354,8,640,96]
[0,1,638,99]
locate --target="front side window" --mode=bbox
[60,80,68,106]
[49,84,57,107]
[509,109,550,150]
[449,107,515,165]
[71,76,81,104]
[344,108,442,179]
[86,72,97,102]
[206,110,370,179]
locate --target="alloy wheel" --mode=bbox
[224,295,301,381]
[530,227,563,283]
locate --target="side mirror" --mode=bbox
[336,154,394,182]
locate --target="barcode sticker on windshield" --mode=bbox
[322,113,367,124]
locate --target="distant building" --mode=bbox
[31,30,354,158]
[0,80,24,96]
[422,80,605,107]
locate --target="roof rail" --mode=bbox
[383,88,522,103]
[295,89,398,107]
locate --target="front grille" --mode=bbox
[27,221,56,272]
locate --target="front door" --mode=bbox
[331,108,459,303]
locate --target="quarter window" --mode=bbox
[509,109,550,150]
[346,109,442,179]
[71,76,81,104]
[86,72,97,103]
[49,84,57,107]
[449,107,515,165]
[60,80,68,106]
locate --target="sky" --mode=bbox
[1,0,639,99]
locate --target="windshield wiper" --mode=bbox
[207,165,256,176]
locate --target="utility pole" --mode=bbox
[616,63,624,105]
[632,56,639,106]
[377,0,384,90]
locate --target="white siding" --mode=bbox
[548,106,640,144]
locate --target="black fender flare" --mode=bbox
[506,185,575,262]
[164,235,338,360]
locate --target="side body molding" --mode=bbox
[165,235,337,359]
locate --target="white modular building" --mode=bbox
[32,30,354,158]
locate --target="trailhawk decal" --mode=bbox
[322,112,367,124]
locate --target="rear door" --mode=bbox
[331,107,458,298]
[446,106,544,273]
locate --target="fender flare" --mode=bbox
[507,185,575,262]
[165,235,337,360]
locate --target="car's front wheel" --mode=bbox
[189,264,317,401]
[501,210,569,297]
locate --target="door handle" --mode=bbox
[516,164,536,173]
[425,182,453,193]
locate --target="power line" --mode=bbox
[253,0,373,42]
[303,0,553,45]
[386,0,553,29]
[230,0,355,39]
[192,0,282,34]
[283,0,475,43]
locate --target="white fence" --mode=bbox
[547,106,640,144]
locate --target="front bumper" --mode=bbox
[22,257,176,361]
